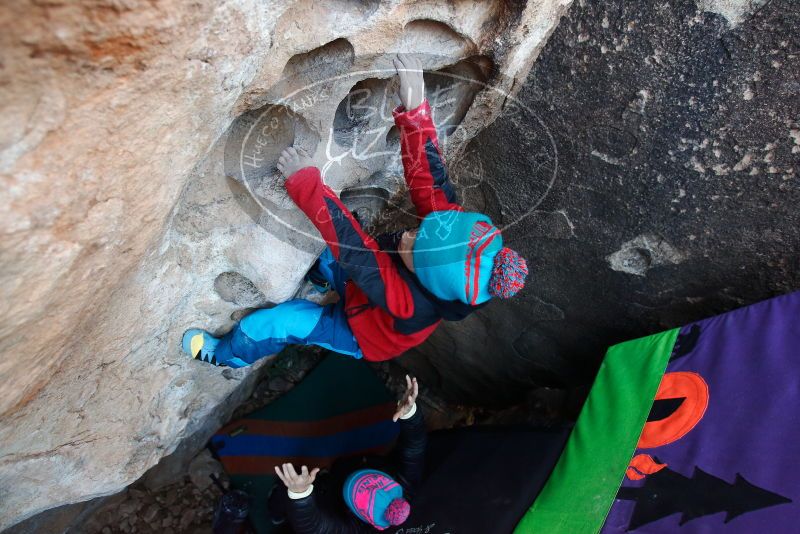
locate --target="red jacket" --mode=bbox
[285,100,481,361]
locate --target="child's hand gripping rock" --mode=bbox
[393,54,425,111]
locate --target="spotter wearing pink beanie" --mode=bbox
[343,469,410,530]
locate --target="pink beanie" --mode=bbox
[343,469,410,529]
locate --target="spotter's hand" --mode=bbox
[277,147,314,180]
[274,463,320,494]
[393,375,419,422]
[393,54,425,111]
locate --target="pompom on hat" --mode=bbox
[488,247,528,299]
[385,497,411,525]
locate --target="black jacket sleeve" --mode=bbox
[395,407,427,495]
[284,491,362,534]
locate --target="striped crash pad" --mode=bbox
[210,353,399,532]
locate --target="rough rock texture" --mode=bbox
[0,0,572,528]
[398,0,800,405]
[5,347,326,534]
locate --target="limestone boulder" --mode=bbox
[0,0,571,528]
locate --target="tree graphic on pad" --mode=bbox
[617,464,791,530]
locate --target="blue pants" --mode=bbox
[214,249,362,367]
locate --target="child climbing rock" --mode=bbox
[182,54,528,367]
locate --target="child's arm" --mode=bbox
[284,165,416,320]
[392,54,462,218]
[393,376,427,492]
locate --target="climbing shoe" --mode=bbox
[181,329,225,366]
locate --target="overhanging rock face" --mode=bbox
[0,0,571,528]
[399,0,800,406]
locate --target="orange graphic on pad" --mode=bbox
[626,454,667,481]
[638,371,709,449]
[626,372,709,481]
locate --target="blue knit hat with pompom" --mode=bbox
[413,211,528,304]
